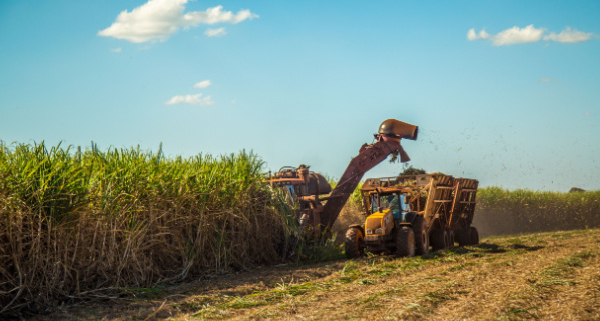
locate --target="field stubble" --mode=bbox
[31,228,600,321]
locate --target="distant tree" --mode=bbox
[569,187,586,193]
[400,166,426,176]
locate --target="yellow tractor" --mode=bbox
[345,174,479,258]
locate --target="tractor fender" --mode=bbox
[401,212,419,225]
[348,224,365,235]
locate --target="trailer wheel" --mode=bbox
[394,226,415,258]
[430,229,449,251]
[444,228,455,247]
[469,227,479,245]
[455,227,471,247]
[344,227,365,259]
[412,215,429,255]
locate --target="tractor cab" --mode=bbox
[370,192,411,221]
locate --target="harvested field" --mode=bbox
[30,228,600,320]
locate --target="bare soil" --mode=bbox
[28,228,600,321]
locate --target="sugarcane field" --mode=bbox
[1,1,599,320]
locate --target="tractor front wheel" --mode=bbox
[345,227,365,259]
[395,226,416,258]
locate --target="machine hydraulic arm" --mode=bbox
[320,119,418,230]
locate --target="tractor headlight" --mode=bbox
[366,229,373,235]
[375,228,384,234]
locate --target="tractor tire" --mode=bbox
[444,228,455,248]
[455,227,471,247]
[394,226,415,258]
[469,226,479,245]
[412,215,429,255]
[345,227,365,259]
[430,229,449,251]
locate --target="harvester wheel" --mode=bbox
[469,227,479,245]
[456,227,471,247]
[444,228,455,247]
[412,215,429,255]
[394,226,415,258]
[430,229,449,251]
[345,227,365,259]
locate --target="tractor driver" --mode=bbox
[371,193,410,219]
[382,193,411,219]
[386,194,401,219]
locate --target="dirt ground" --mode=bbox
[29,228,600,321]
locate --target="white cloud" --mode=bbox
[182,5,258,25]
[539,77,552,83]
[492,25,544,46]
[165,93,215,106]
[111,47,122,53]
[193,80,211,88]
[468,25,595,46]
[205,27,226,37]
[98,0,258,43]
[584,112,590,117]
[467,28,490,41]
[544,27,594,43]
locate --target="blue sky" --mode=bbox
[1,0,599,191]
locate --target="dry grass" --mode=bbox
[30,228,600,320]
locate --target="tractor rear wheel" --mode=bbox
[345,227,365,259]
[469,226,479,245]
[412,215,429,255]
[430,229,449,251]
[394,226,415,258]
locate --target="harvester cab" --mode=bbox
[265,164,332,236]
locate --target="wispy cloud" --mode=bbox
[111,47,122,53]
[193,80,211,89]
[205,27,226,37]
[539,77,552,83]
[544,27,595,43]
[467,29,490,41]
[468,25,595,46]
[165,93,214,106]
[98,0,258,43]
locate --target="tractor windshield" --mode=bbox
[371,193,411,219]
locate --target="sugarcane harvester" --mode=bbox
[265,119,418,238]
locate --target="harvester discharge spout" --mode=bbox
[377,119,419,140]
[375,119,419,163]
